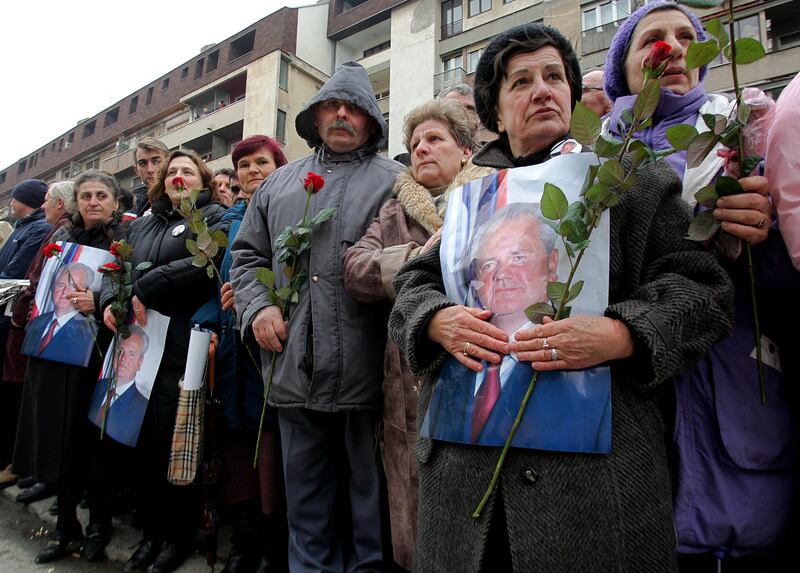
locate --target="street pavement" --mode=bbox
[0,485,220,572]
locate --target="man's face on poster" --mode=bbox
[114,334,145,385]
[51,269,88,316]
[473,217,558,331]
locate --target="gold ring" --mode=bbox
[463,342,472,357]
[550,348,558,362]
[756,218,766,229]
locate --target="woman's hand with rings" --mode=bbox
[713,175,772,245]
[65,289,95,314]
[511,315,634,371]
[426,305,509,373]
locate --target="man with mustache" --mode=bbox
[231,61,402,570]
[423,203,611,452]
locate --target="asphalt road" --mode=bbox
[0,496,124,572]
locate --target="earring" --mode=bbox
[461,157,467,165]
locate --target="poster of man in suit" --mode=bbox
[422,155,612,453]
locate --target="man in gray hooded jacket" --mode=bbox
[231,61,401,571]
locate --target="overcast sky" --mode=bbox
[0,0,311,171]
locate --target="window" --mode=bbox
[86,158,99,170]
[279,57,289,91]
[41,148,45,158]
[181,67,189,79]
[51,142,56,152]
[82,120,96,139]
[129,95,139,115]
[18,162,25,174]
[467,48,484,74]
[104,107,120,127]
[442,53,463,72]
[229,30,255,62]
[468,0,490,18]
[276,109,287,143]
[712,15,761,66]
[582,1,630,31]
[207,50,219,73]
[195,58,204,79]
[146,86,154,105]
[363,41,390,58]
[0,172,5,185]
[441,0,463,39]
[162,78,170,90]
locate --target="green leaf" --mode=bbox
[256,267,275,288]
[206,265,215,279]
[525,302,555,325]
[694,184,719,208]
[716,176,744,197]
[677,0,724,7]
[562,218,589,243]
[621,108,634,127]
[633,79,661,122]
[211,230,229,247]
[702,114,717,131]
[541,183,569,220]
[569,101,601,146]
[558,306,572,319]
[204,241,220,258]
[568,280,584,303]
[597,159,625,187]
[705,18,729,48]
[740,155,762,178]
[290,270,308,292]
[687,210,720,241]
[311,207,336,226]
[737,100,750,125]
[275,286,292,302]
[585,183,611,205]
[192,253,208,268]
[594,135,624,158]
[666,124,699,150]
[197,232,213,252]
[627,139,649,169]
[547,281,567,306]
[290,291,299,304]
[686,132,720,168]
[186,239,199,256]
[542,219,561,235]
[134,261,153,271]
[712,114,728,136]
[620,171,639,192]
[724,37,766,65]
[686,40,720,70]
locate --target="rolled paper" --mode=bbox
[182,327,211,391]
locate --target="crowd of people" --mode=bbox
[0,3,798,572]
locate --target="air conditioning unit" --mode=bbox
[64,141,72,149]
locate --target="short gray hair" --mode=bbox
[438,84,474,99]
[59,261,95,290]
[468,202,556,266]
[125,324,150,356]
[403,99,478,153]
[47,180,76,214]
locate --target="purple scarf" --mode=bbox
[607,83,708,177]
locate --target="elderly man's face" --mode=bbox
[315,99,373,153]
[52,269,88,316]
[114,333,145,385]
[473,218,558,330]
[581,71,612,117]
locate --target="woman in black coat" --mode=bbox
[13,170,125,564]
[102,150,229,573]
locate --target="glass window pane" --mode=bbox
[600,3,614,25]
[583,8,596,30]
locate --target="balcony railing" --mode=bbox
[441,19,463,39]
[434,67,466,96]
[581,18,627,55]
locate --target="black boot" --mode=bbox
[34,530,82,564]
[256,515,289,573]
[83,522,113,562]
[221,502,262,573]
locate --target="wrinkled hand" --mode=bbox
[427,305,509,373]
[420,229,442,254]
[65,289,95,314]
[103,306,117,332]
[511,315,634,371]
[220,282,235,311]
[131,296,148,326]
[714,175,771,245]
[210,331,219,347]
[253,306,288,352]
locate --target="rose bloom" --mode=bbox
[42,243,62,258]
[642,41,673,75]
[303,172,325,193]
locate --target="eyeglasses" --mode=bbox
[582,85,604,93]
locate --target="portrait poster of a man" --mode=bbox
[87,310,169,447]
[21,242,113,367]
[421,153,612,454]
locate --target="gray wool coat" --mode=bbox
[388,139,734,572]
[231,61,403,411]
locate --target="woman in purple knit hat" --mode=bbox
[603,1,799,570]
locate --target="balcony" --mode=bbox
[160,98,245,150]
[581,18,627,56]
[442,19,463,40]
[434,67,466,96]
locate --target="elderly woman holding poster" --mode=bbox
[388,23,732,571]
[13,170,125,564]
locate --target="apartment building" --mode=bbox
[3,0,798,217]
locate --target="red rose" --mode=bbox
[109,241,123,257]
[172,176,187,190]
[303,172,325,194]
[42,243,62,258]
[642,41,672,77]
[99,262,122,273]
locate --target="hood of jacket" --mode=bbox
[295,61,388,152]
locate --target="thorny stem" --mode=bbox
[726,0,766,403]
[473,200,607,517]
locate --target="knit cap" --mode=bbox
[11,179,48,209]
